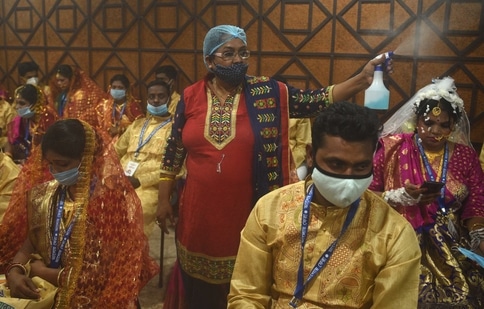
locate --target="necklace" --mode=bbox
[424,147,444,162]
[420,147,445,181]
[210,78,237,102]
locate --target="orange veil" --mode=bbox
[0,120,158,308]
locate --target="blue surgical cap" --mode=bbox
[203,25,247,66]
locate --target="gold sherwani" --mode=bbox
[228,181,421,309]
[168,91,181,116]
[0,99,15,148]
[0,153,20,221]
[115,114,172,236]
[289,118,311,168]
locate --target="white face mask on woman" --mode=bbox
[311,163,373,208]
[110,88,126,100]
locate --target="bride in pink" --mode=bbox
[370,77,484,308]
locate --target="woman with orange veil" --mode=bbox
[45,64,106,128]
[0,119,158,308]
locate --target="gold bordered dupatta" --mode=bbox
[0,119,158,308]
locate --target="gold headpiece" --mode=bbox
[432,106,441,117]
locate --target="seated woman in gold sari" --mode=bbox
[0,119,158,308]
[369,77,484,308]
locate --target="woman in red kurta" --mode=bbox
[157,24,391,309]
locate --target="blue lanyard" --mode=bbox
[50,186,78,268]
[112,101,127,124]
[290,184,359,308]
[57,92,67,116]
[135,117,171,157]
[416,134,449,211]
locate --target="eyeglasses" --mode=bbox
[213,50,250,61]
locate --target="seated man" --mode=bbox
[154,65,181,115]
[115,79,179,237]
[228,101,421,308]
[0,95,15,150]
[17,61,50,95]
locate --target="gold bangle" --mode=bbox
[5,263,27,278]
[57,268,65,287]
[470,223,484,231]
[159,177,175,181]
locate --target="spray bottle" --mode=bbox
[364,51,393,110]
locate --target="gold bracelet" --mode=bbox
[57,268,65,287]
[159,177,175,181]
[470,223,484,231]
[5,263,27,278]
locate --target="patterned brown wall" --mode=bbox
[1,0,483,143]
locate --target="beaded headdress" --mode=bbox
[381,76,471,146]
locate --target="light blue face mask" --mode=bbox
[110,89,126,100]
[17,106,35,118]
[50,165,81,186]
[147,102,168,116]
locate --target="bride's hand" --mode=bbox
[404,181,440,205]
[7,268,40,299]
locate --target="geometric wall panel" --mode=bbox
[1,0,483,144]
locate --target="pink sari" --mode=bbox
[370,133,484,307]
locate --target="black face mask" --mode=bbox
[212,62,248,86]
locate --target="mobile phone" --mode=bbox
[420,181,445,193]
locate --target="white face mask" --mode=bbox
[311,164,373,208]
[26,77,39,86]
[110,88,126,100]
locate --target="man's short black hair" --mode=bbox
[154,65,177,80]
[147,79,171,95]
[18,61,39,77]
[311,101,382,152]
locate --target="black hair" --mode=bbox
[311,101,382,152]
[414,98,462,124]
[110,74,130,89]
[146,79,171,96]
[56,64,73,79]
[42,119,86,159]
[18,61,39,77]
[16,84,38,105]
[154,65,177,80]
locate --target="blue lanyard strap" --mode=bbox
[290,184,359,307]
[416,135,449,211]
[112,101,127,124]
[50,186,79,268]
[57,92,67,116]
[135,117,171,157]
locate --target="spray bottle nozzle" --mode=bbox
[384,51,394,68]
